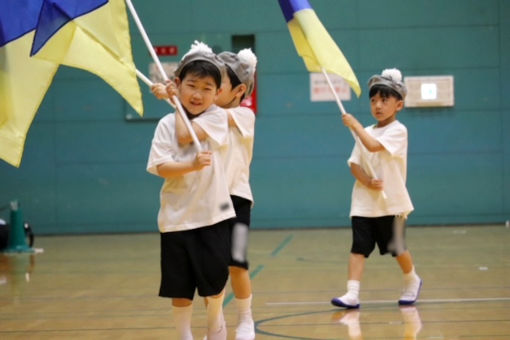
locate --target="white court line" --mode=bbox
[266,297,510,306]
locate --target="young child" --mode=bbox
[153,48,258,340]
[147,42,234,340]
[331,68,422,309]
[216,49,257,340]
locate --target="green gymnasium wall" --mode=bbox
[1,0,509,234]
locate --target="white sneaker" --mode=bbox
[235,317,255,340]
[331,293,360,309]
[205,320,227,340]
[399,278,422,305]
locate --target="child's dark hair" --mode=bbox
[178,60,222,88]
[225,65,244,99]
[369,84,403,101]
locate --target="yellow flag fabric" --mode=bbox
[281,3,361,97]
[0,0,143,167]
[35,0,143,116]
[0,31,59,167]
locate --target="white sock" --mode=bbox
[346,280,360,300]
[172,305,193,340]
[404,266,420,282]
[207,294,225,333]
[235,295,253,321]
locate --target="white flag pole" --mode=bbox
[321,67,387,200]
[126,0,201,151]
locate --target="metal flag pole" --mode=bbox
[125,0,201,151]
[321,67,387,200]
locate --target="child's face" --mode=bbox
[370,93,404,127]
[215,76,245,108]
[175,73,220,115]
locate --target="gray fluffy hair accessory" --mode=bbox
[174,41,225,79]
[218,48,257,97]
[368,68,407,99]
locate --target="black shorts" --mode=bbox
[159,220,230,300]
[350,215,407,258]
[229,195,252,269]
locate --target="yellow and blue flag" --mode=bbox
[278,0,361,97]
[0,0,143,167]
[0,0,60,167]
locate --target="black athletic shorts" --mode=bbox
[350,215,407,258]
[229,195,252,269]
[159,220,230,300]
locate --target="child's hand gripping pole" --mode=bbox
[126,0,201,152]
[136,69,176,110]
[321,68,388,200]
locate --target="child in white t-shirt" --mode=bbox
[331,69,422,309]
[153,48,258,340]
[216,49,257,340]
[147,42,234,340]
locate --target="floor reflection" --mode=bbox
[332,306,422,340]
[0,253,36,287]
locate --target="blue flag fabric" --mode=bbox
[278,0,361,97]
[0,0,42,46]
[279,0,312,22]
[31,0,108,55]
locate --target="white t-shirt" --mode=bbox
[147,105,235,232]
[224,107,255,203]
[348,120,414,217]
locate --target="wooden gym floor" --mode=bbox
[1,225,509,339]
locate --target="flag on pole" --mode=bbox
[0,0,143,167]
[278,0,361,97]
[33,0,143,116]
[0,0,60,167]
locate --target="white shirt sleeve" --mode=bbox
[347,139,362,166]
[193,106,229,149]
[147,115,178,176]
[229,107,255,138]
[376,123,407,157]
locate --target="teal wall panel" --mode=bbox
[251,157,351,228]
[501,1,510,214]
[1,0,509,234]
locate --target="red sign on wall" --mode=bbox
[154,45,178,56]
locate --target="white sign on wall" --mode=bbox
[310,73,351,102]
[404,75,454,107]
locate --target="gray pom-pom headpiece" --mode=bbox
[218,48,258,96]
[174,41,225,79]
[368,68,407,99]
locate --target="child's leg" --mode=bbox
[396,250,422,305]
[331,253,365,309]
[332,217,376,309]
[230,266,255,340]
[206,291,227,339]
[229,196,255,339]
[348,253,366,281]
[396,250,414,274]
[172,298,193,340]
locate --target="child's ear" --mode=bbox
[174,77,181,86]
[235,83,247,98]
[396,99,404,111]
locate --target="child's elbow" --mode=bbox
[366,143,384,153]
[176,133,191,146]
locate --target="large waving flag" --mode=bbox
[0,0,60,167]
[278,0,361,97]
[0,0,143,167]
